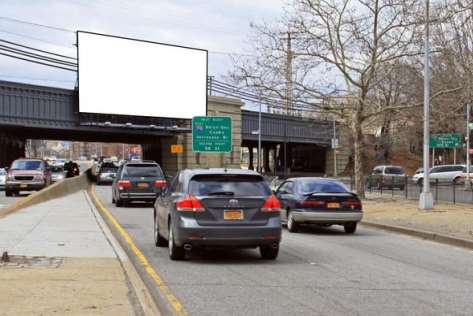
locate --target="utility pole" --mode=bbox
[333,119,337,177]
[465,103,471,189]
[257,99,262,173]
[419,0,434,210]
[285,31,293,116]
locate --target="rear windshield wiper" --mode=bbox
[304,191,346,196]
[207,191,235,196]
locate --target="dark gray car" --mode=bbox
[112,161,166,206]
[153,168,282,261]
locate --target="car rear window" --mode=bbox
[123,164,163,177]
[384,167,404,175]
[11,160,42,170]
[50,166,64,172]
[298,179,349,194]
[188,174,271,196]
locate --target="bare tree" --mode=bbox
[233,0,463,197]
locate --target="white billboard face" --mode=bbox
[77,32,207,119]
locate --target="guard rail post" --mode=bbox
[435,179,439,202]
[405,176,408,200]
[453,180,456,204]
[391,176,394,197]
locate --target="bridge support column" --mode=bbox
[263,146,271,173]
[142,142,163,165]
[0,132,25,167]
[248,146,254,170]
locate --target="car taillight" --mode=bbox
[297,200,325,207]
[154,180,167,188]
[341,199,362,208]
[118,180,132,189]
[176,194,205,212]
[261,195,281,212]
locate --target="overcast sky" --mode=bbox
[0,0,285,89]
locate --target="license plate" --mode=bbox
[327,202,340,209]
[20,184,28,189]
[224,210,243,220]
[137,183,148,188]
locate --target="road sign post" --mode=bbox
[192,116,232,153]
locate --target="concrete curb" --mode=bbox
[88,186,183,316]
[0,170,91,218]
[361,220,473,251]
[84,191,161,316]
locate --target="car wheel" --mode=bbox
[417,179,423,187]
[260,244,279,260]
[168,223,185,260]
[344,222,357,234]
[154,212,167,247]
[287,211,299,233]
[116,198,123,207]
[5,189,12,197]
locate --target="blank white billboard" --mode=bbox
[77,31,207,119]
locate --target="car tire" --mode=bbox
[344,222,357,234]
[5,189,12,197]
[417,179,423,186]
[154,213,167,247]
[168,223,185,260]
[287,211,299,233]
[260,245,279,260]
[116,198,123,207]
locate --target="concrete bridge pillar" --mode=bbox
[0,132,25,168]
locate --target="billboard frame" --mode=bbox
[76,30,208,121]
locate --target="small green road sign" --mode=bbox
[469,123,473,129]
[430,133,462,149]
[192,116,232,152]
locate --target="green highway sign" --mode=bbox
[430,133,462,149]
[192,116,232,152]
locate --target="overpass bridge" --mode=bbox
[0,80,348,175]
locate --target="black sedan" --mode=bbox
[112,161,166,206]
[153,168,282,260]
[275,177,363,234]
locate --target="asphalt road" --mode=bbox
[95,185,473,316]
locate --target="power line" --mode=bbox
[0,74,75,83]
[0,45,77,67]
[0,16,74,33]
[0,51,77,72]
[0,29,75,48]
[0,38,76,60]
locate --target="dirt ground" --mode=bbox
[363,194,473,241]
[0,257,136,316]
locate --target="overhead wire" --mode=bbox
[0,51,77,72]
[0,16,74,33]
[0,45,77,67]
[0,38,76,60]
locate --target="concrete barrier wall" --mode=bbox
[0,170,92,218]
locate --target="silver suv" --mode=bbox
[368,165,406,190]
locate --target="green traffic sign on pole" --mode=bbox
[469,123,473,130]
[192,116,232,152]
[430,133,462,149]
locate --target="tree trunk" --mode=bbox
[352,111,365,198]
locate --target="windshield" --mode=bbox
[123,164,163,177]
[189,175,271,196]
[298,179,349,194]
[11,160,42,170]
[50,166,64,172]
[384,167,404,175]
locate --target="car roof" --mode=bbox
[285,177,342,182]
[14,158,43,162]
[182,168,262,176]
[373,165,404,168]
[124,160,159,166]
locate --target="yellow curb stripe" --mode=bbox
[90,187,188,316]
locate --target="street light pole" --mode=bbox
[465,103,471,189]
[419,0,434,210]
[257,99,262,173]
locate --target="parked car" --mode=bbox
[413,164,466,185]
[367,165,406,190]
[96,162,118,185]
[5,159,52,196]
[153,168,282,260]
[0,168,6,190]
[50,165,65,182]
[112,161,166,206]
[275,177,362,234]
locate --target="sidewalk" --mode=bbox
[0,191,139,315]
[363,194,473,241]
